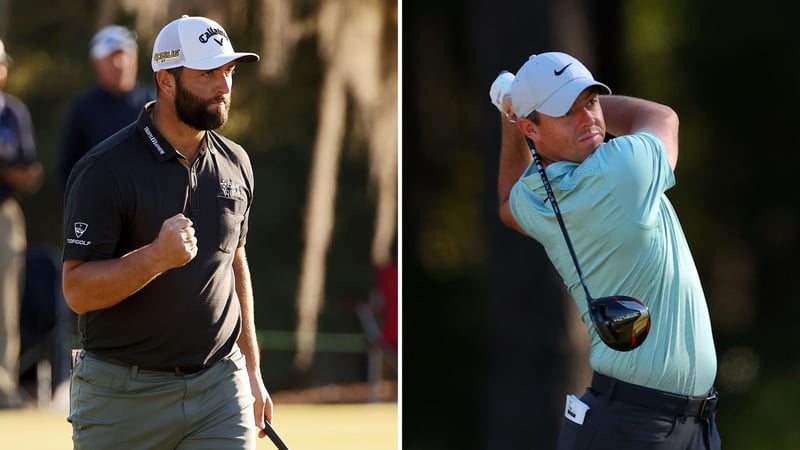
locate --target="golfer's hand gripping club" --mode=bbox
[489,70,517,122]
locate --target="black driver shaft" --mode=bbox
[524,137,594,302]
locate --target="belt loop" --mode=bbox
[699,390,718,419]
[131,365,139,380]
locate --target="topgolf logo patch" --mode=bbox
[74,222,88,238]
[66,222,92,246]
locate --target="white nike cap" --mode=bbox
[511,52,611,118]
[151,15,259,72]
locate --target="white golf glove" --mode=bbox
[489,70,516,122]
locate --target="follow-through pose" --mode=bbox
[490,52,720,449]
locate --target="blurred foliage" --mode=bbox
[3,0,395,392]
[405,0,800,448]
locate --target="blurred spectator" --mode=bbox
[354,262,398,366]
[375,263,398,352]
[57,25,154,191]
[0,38,43,408]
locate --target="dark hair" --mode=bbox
[525,110,540,124]
[154,67,183,94]
[167,67,183,80]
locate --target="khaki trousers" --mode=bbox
[0,197,25,408]
[69,346,257,449]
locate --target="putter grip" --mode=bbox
[263,421,290,450]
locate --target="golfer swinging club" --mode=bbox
[490,52,721,449]
[63,16,273,448]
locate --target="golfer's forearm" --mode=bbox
[601,95,674,135]
[233,247,261,371]
[497,116,530,233]
[237,324,261,374]
[601,95,679,168]
[236,308,261,372]
[62,244,165,314]
[498,116,531,205]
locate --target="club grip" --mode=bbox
[263,421,290,450]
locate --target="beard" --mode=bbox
[174,79,230,131]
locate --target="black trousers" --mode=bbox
[557,373,721,450]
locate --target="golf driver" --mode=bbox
[263,421,290,450]
[524,137,650,351]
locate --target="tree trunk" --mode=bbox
[295,0,396,368]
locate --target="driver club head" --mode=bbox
[589,296,651,351]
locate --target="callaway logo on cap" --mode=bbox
[510,52,611,118]
[151,15,259,72]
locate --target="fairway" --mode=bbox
[0,402,398,449]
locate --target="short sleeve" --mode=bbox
[592,132,675,222]
[62,157,124,261]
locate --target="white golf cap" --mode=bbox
[0,39,12,66]
[151,15,259,72]
[511,52,611,118]
[91,25,138,59]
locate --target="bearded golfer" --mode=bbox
[63,16,272,449]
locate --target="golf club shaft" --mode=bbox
[263,421,290,450]
[524,137,594,302]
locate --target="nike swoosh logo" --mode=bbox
[554,63,572,76]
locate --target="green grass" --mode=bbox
[0,402,398,449]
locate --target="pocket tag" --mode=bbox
[564,394,590,425]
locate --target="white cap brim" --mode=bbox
[182,52,260,71]
[535,77,611,117]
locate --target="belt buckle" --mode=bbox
[699,392,718,418]
[174,365,205,375]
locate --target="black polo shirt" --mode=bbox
[63,102,254,369]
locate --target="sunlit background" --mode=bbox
[0,0,398,443]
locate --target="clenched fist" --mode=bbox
[152,213,198,269]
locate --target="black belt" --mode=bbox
[591,371,718,418]
[84,351,208,375]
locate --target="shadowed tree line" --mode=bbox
[404,0,799,449]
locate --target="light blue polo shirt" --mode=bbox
[510,132,716,396]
